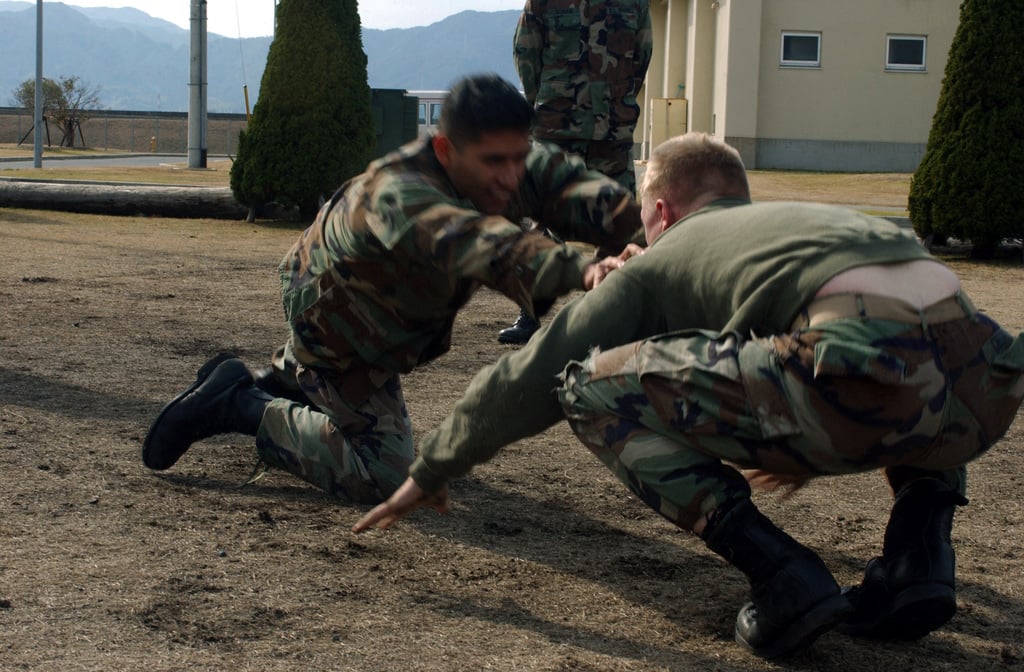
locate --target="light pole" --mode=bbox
[187,0,208,168]
[33,0,43,168]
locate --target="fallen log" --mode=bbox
[0,178,292,220]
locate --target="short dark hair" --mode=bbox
[438,73,534,146]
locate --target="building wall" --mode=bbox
[713,0,763,163]
[642,0,960,171]
[756,0,955,140]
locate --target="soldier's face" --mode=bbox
[434,130,531,215]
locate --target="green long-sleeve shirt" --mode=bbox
[410,199,932,491]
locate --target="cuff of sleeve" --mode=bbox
[408,456,449,493]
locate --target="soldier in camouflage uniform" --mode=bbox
[141,74,643,504]
[355,133,1024,659]
[515,0,652,192]
[499,0,653,345]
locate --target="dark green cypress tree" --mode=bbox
[908,0,1024,253]
[231,0,375,219]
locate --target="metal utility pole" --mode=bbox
[33,0,43,168]
[187,0,208,168]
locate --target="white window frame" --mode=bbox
[780,31,821,68]
[429,102,443,126]
[886,34,927,72]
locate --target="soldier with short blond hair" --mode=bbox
[355,132,1024,659]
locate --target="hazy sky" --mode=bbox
[57,1,525,37]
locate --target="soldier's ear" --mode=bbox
[657,198,677,231]
[433,134,454,169]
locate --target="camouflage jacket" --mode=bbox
[278,135,634,403]
[514,0,653,142]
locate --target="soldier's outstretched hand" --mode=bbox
[352,477,450,533]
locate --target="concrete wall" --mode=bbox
[0,108,248,155]
[754,138,928,172]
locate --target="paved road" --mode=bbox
[0,153,228,170]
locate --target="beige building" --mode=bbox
[639,0,960,171]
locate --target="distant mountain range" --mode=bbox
[0,2,520,113]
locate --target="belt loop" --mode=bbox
[855,294,866,317]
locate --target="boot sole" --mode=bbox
[837,582,956,640]
[497,332,535,345]
[141,353,236,470]
[736,594,853,659]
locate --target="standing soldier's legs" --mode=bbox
[256,369,415,504]
[582,138,637,196]
[528,138,644,259]
[496,218,545,345]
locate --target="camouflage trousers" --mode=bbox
[558,292,1024,531]
[254,342,415,504]
[542,137,637,195]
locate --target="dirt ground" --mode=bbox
[1,207,1022,672]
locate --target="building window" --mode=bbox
[886,35,927,71]
[429,103,443,126]
[781,32,821,67]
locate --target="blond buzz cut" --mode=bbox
[641,133,750,208]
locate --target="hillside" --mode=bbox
[0,2,519,112]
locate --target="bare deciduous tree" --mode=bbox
[10,75,102,148]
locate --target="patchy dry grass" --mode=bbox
[0,158,235,187]
[0,208,1020,672]
[748,170,910,213]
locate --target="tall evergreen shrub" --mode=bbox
[231,0,375,218]
[908,0,1024,253]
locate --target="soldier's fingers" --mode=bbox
[351,504,394,533]
[619,243,645,261]
[427,489,451,514]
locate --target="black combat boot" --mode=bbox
[142,354,273,470]
[253,366,315,407]
[703,498,853,659]
[838,478,967,640]
[497,310,539,345]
